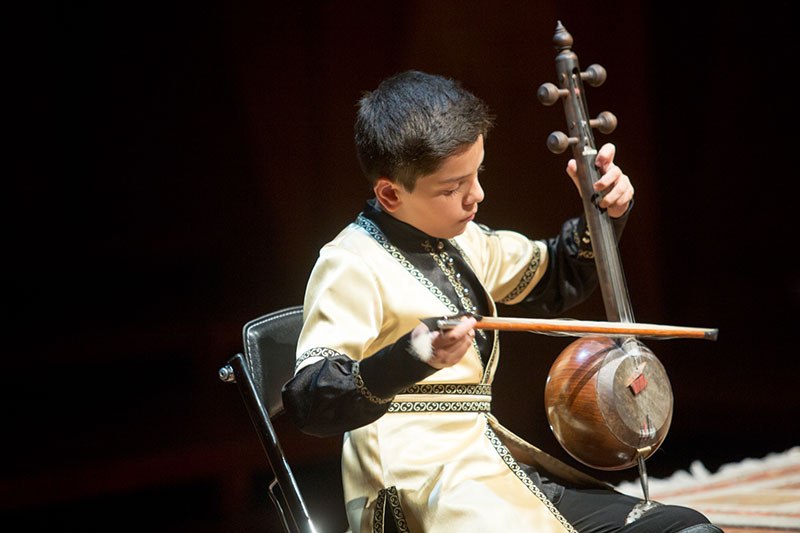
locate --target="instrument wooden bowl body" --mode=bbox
[545,336,673,470]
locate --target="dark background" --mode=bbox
[6,1,797,531]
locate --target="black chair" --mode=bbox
[218,306,317,533]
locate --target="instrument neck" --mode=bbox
[579,166,635,324]
[556,46,634,324]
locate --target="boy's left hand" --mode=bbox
[566,143,634,218]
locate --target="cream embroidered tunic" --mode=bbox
[288,208,607,532]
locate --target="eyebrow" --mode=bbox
[436,163,486,185]
[433,152,485,185]
[436,173,471,185]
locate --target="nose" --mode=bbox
[465,177,484,206]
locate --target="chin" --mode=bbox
[444,227,468,239]
[430,221,469,240]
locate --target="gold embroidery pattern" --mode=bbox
[296,348,393,405]
[574,223,594,260]
[295,346,341,371]
[353,361,393,405]
[423,240,477,314]
[387,487,409,532]
[388,400,490,413]
[373,486,410,533]
[356,214,496,382]
[572,224,592,247]
[423,239,486,365]
[484,422,577,533]
[450,238,476,272]
[372,489,386,533]
[479,324,501,385]
[357,215,459,314]
[500,244,542,303]
[400,383,491,396]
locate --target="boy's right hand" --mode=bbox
[424,316,477,369]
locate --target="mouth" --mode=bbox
[461,212,476,223]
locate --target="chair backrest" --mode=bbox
[226,305,318,533]
[242,305,304,419]
[224,305,349,532]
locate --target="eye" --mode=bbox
[444,186,460,196]
[442,179,465,196]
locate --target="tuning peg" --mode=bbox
[546,131,577,154]
[581,64,607,87]
[537,82,568,106]
[590,111,617,134]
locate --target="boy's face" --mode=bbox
[381,136,485,239]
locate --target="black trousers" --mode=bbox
[554,486,713,533]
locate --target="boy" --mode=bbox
[282,70,719,532]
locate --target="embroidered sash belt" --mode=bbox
[388,383,492,413]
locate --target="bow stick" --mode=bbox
[430,314,718,341]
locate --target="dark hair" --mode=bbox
[354,70,494,191]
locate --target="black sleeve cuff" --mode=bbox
[357,331,438,399]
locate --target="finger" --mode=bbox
[566,159,578,178]
[594,164,622,192]
[566,160,581,190]
[441,320,475,351]
[595,143,616,171]
[599,180,624,208]
[430,334,474,368]
[442,316,477,340]
[606,181,634,217]
[434,317,476,354]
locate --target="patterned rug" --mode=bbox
[616,447,800,532]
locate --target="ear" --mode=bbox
[373,177,403,212]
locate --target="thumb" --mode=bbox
[566,159,581,191]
